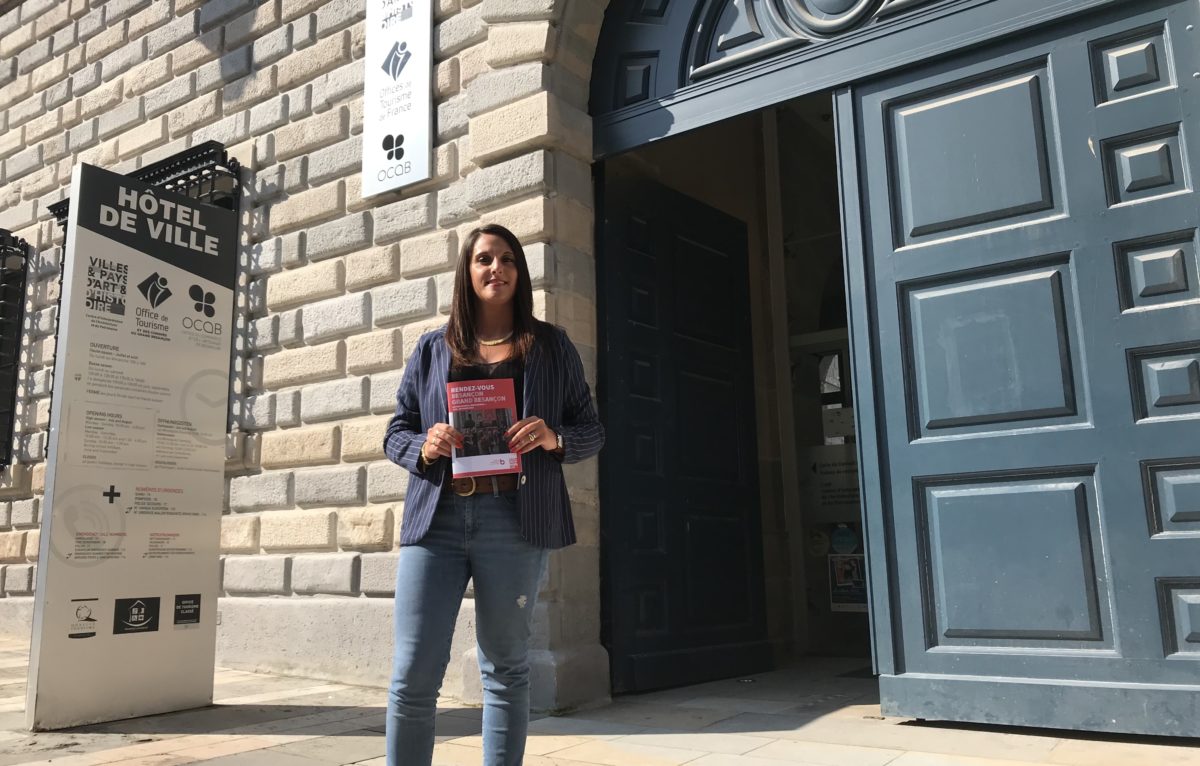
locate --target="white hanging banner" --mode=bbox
[26,163,237,730]
[363,0,433,197]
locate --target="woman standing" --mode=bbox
[383,224,604,765]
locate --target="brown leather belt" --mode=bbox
[446,473,519,497]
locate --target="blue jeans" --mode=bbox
[386,488,549,766]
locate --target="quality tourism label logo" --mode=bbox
[85,257,128,316]
[113,597,160,635]
[137,272,173,308]
[68,598,99,639]
[382,40,411,80]
[134,272,173,341]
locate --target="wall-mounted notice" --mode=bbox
[362,0,432,197]
[800,444,861,523]
[25,164,236,730]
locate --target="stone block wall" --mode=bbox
[0,0,611,710]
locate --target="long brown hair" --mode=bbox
[445,223,539,366]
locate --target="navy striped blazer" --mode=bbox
[383,322,604,549]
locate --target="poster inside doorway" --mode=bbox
[26,163,237,730]
[829,554,868,613]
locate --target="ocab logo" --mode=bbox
[379,133,412,180]
[183,284,223,335]
[183,316,222,335]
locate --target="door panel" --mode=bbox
[600,174,770,693]
[841,0,1200,735]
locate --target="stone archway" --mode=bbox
[456,0,613,712]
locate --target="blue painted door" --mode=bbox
[840,0,1200,736]
[599,173,771,692]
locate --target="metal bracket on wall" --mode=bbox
[0,231,30,467]
[47,141,242,234]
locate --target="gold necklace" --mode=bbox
[478,332,513,347]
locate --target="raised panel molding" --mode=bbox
[676,370,739,480]
[631,422,661,473]
[1184,596,1200,643]
[1134,248,1188,296]
[671,236,738,348]
[630,283,659,328]
[627,216,653,255]
[636,583,669,634]
[1147,359,1200,407]
[1089,24,1173,104]
[617,55,659,108]
[715,0,765,51]
[632,501,666,552]
[1102,126,1190,206]
[1114,230,1200,312]
[1128,342,1200,422]
[1142,457,1200,536]
[630,352,660,399]
[637,0,672,21]
[1121,142,1174,193]
[888,66,1058,243]
[1156,578,1200,658]
[902,258,1081,437]
[917,471,1106,646]
[1109,42,1160,91]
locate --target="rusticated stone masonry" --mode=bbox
[0,0,611,708]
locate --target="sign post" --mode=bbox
[362,0,433,197]
[25,164,237,729]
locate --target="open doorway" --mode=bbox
[598,89,872,695]
[776,96,871,661]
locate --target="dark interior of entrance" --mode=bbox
[600,90,871,694]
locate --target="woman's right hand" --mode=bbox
[422,423,464,461]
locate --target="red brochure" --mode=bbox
[446,378,521,478]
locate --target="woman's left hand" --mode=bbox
[506,416,558,455]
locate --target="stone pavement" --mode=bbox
[0,637,1197,766]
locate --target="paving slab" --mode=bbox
[676,696,805,715]
[890,754,1068,766]
[1047,737,1200,766]
[688,755,835,766]
[613,730,775,756]
[527,714,638,741]
[0,636,1197,766]
[190,750,322,765]
[755,715,1063,762]
[538,738,713,765]
[563,700,741,732]
[266,729,387,763]
[746,737,904,764]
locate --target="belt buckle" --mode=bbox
[454,476,477,497]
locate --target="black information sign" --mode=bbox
[113,597,161,635]
[173,594,201,626]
